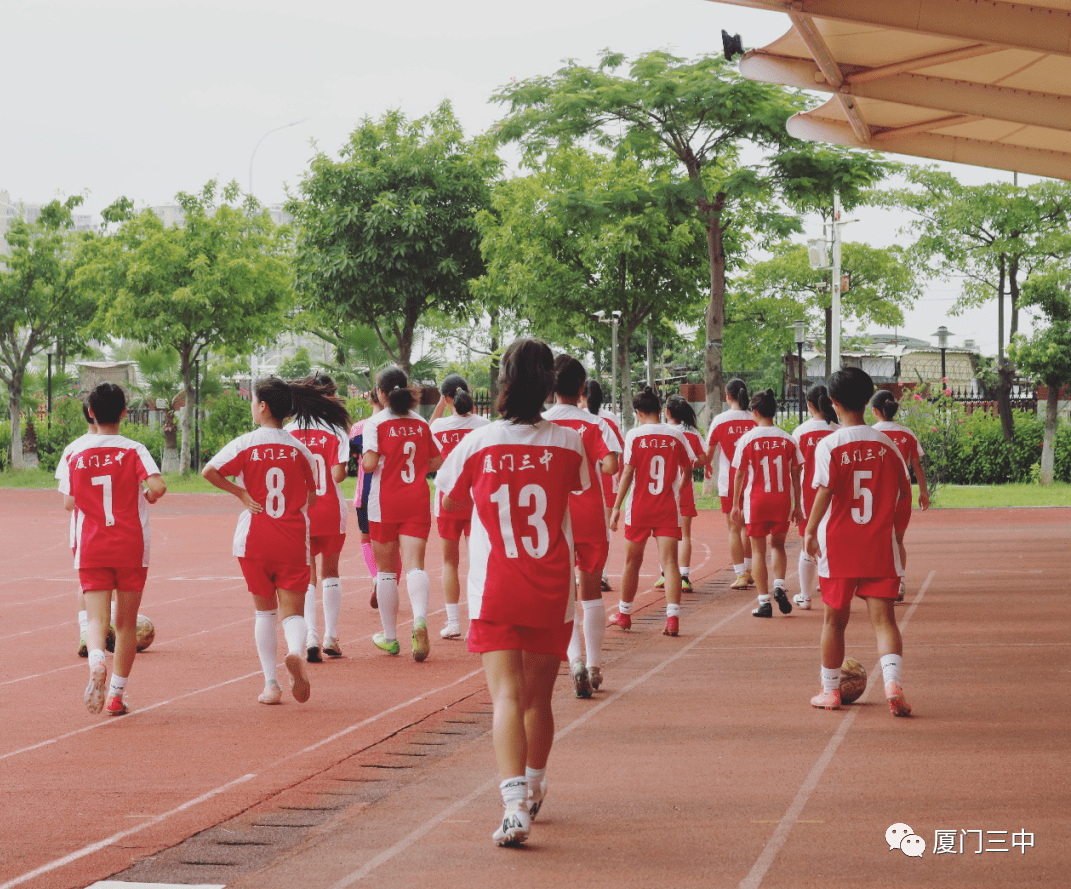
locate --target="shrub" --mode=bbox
[199,392,254,465]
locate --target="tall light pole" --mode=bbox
[248,118,307,198]
[932,325,953,382]
[594,310,622,417]
[793,319,807,423]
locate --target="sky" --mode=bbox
[3,0,1049,358]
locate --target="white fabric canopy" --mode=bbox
[703,1,1071,180]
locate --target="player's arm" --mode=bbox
[202,465,264,514]
[362,450,379,473]
[609,464,636,532]
[600,452,619,475]
[704,442,718,478]
[729,464,745,525]
[331,463,348,484]
[144,474,167,504]
[789,463,803,525]
[64,494,76,511]
[430,393,449,423]
[428,454,444,473]
[911,456,929,510]
[804,486,832,559]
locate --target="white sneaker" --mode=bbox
[528,779,548,820]
[440,622,462,639]
[493,801,531,846]
[793,593,811,610]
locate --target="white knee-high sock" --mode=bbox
[322,578,342,638]
[255,610,278,684]
[281,614,307,656]
[407,569,430,622]
[567,613,583,664]
[377,573,399,641]
[304,584,318,636]
[582,598,605,669]
[798,552,818,599]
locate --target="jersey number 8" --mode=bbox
[265,467,286,518]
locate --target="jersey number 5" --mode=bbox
[852,470,873,524]
[489,483,549,559]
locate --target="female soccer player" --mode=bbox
[436,338,589,847]
[544,355,620,697]
[871,390,930,602]
[204,377,347,705]
[59,383,166,715]
[730,390,803,618]
[662,395,708,593]
[805,368,912,716]
[349,389,384,609]
[791,384,839,610]
[705,379,756,590]
[362,366,443,661]
[609,387,696,637]
[430,374,489,640]
[285,374,351,661]
[581,379,624,593]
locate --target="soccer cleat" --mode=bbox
[84,662,107,714]
[571,659,593,699]
[372,633,400,655]
[885,681,913,717]
[654,573,665,589]
[811,688,842,710]
[322,636,343,658]
[440,622,462,640]
[730,574,749,590]
[896,578,906,604]
[258,681,282,705]
[528,779,548,820]
[752,601,773,618]
[663,616,679,637]
[412,618,431,662]
[600,576,612,592]
[792,593,812,610]
[681,576,693,593]
[306,631,322,663]
[105,694,130,716]
[609,611,632,631]
[774,586,793,615]
[588,666,603,691]
[285,653,311,703]
[493,801,531,847]
[77,634,88,658]
[369,580,378,609]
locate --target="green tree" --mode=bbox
[492,49,801,420]
[0,197,97,469]
[287,102,499,374]
[1010,269,1071,485]
[884,168,1071,439]
[79,180,292,473]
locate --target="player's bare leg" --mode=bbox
[611,538,646,630]
[399,534,431,661]
[304,556,321,661]
[810,601,852,709]
[655,535,682,635]
[441,537,463,639]
[728,513,751,589]
[277,588,311,702]
[750,536,773,617]
[895,532,908,602]
[83,589,112,713]
[865,595,911,715]
[572,569,605,694]
[770,531,792,614]
[679,515,693,591]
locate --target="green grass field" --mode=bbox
[6,469,1069,509]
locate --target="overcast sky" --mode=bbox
[4,0,1046,356]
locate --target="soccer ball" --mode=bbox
[136,615,155,652]
[840,657,867,704]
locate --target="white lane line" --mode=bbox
[0,774,255,889]
[328,595,758,888]
[737,569,935,889]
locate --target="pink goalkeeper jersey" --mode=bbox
[434,420,588,629]
[732,426,804,524]
[285,420,349,536]
[58,434,160,569]
[207,427,317,563]
[812,426,909,579]
[621,423,696,529]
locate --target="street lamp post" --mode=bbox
[932,325,953,383]
[793,320,807,423]
[594,311,622,417]
[248,118,308,198]
[47,353,53,432]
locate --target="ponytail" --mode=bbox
[726,378,749,409]
[665,394,698,429]
[749,388,777,419]
[584,379,604,416]
[377,366,416,416]
[440,372,474,415]
[453,389,474,415]
[553,353,587,398]
[871,389,899,421]
[289,376,351,430]
[807,383,837,425]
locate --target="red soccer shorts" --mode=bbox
[819,576,901,610]
[574,538,609,575]
[894,499,912,538]
[436,513,471,541]
[370,520,431,543]
[239,557,311,598]
[310,533,346,556]
[467,618,572,662]
[679,482,698,518]
[746,520,790,539]
[79,566,148,594]
[624,523,682,543]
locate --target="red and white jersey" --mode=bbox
[732,426,804,524]
[812,426,909,579]
[792,418,839,520]
[285,419,349,536]
[363,409,441,524]
[56,431,95,556]
[435,420,588,629]
[598,408,625,498]
[706,409,756,496]
[430,413,490,518]
[543,403,621,543]
[207,427,316,563]
[872,420,925,465]
[621,423,696,528]
[57,435,160,569]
